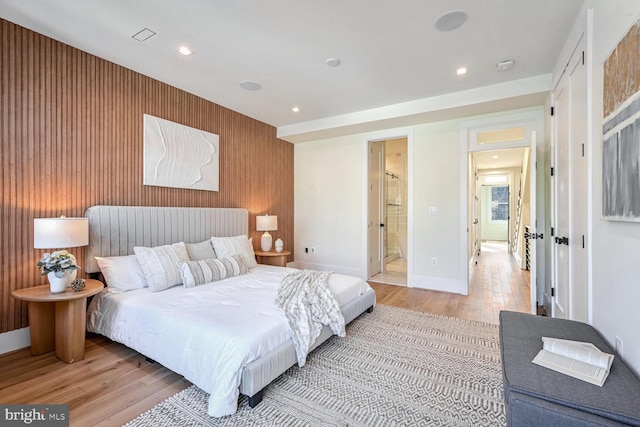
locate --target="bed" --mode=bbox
[83,205,376,417]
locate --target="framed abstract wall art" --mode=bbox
[602,18,640,221]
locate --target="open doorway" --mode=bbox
[480,182,510,254]
[462,110,543,316]
[368,137,408,286]
[470,146,534,314]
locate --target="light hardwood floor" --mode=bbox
[371,242,531,324]
[0,244,529,426]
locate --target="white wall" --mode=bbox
[587,0,640,375]
[413,120,465,292]
[293,135,365,277]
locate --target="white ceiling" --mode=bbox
[474,148,527,170]
[0,0,584,142]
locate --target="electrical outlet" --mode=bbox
[615,336,623,356]
[429,206,438,216]
[431,257,438,266]
[305,247,309,253]
[311,247,316,253]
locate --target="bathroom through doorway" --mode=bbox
[370,137,408,285]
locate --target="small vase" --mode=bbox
[47,270,75,294]
[275,238,284,253]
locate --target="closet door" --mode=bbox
[553,72,570,319]
[552,38,588,321]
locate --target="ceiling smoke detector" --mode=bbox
[435,11,468,32]
[497,60,515,71]
[326,58,341,67]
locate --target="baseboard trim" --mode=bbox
[0,327,30,355]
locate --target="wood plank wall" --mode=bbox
[0,19,294,334]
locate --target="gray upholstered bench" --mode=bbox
[499,311,640,426]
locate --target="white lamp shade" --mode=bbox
[34,217,89,249]
[256,215,277,231]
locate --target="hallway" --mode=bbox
[370,241,531,324]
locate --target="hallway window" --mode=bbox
[491,186,509,221]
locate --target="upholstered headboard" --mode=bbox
[84,205,249,273]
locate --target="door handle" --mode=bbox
[380,223,385,227]
[555,236,569,245]
[525,233,544,240]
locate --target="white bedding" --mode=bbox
[87,265,372,417]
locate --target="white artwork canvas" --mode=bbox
[143,114,219,191]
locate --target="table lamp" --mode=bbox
[256,215,277,252]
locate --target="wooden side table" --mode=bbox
[11,279,104,363]
[254,250,291,267]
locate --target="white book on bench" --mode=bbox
[532,337,614,386]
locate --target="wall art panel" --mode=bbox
[143,114,219,191]
[602,18,640,221]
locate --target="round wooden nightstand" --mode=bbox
[12,279,104,363]
[254,250,291,267]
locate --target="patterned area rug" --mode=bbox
[125,305,505,426]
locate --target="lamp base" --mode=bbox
[261,232,273,252]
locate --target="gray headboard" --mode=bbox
[84,205,249,273]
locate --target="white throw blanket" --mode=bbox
[276,270,346,366]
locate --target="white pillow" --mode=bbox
[134,242,189,292]
[210,235,258,268]
[95,255,147,293]
[185,239,217,261]
[178,255,248,288]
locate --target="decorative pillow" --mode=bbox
[134,242,189,292]
[185,239,217,261]
[178,255,248,287]
[95,255,147,293]
[210,235,258,268]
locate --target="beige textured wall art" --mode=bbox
[143,114,220,191]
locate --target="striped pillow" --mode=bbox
[178,255,248,288]
[134,242,189,292]
[210,235,258,268]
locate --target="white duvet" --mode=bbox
[87,265,371,417]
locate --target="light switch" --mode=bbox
[429,206,438,215]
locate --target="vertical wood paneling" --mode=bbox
[0,19,294,334]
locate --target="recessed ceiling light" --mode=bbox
[435,10,468,32]
[326,58,341,67]
[492,155,499,159]
[456,67,467,75]
[239,80,262,91]
[292,107,300,112]
[497,59,515,71]
[177,46,193,56]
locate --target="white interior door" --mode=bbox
[552,41,587,320]
[472,158,480,264]
[568,45,589,323]
[368,141,384,278]
[553,65,570,319]
[528,141,537,315]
